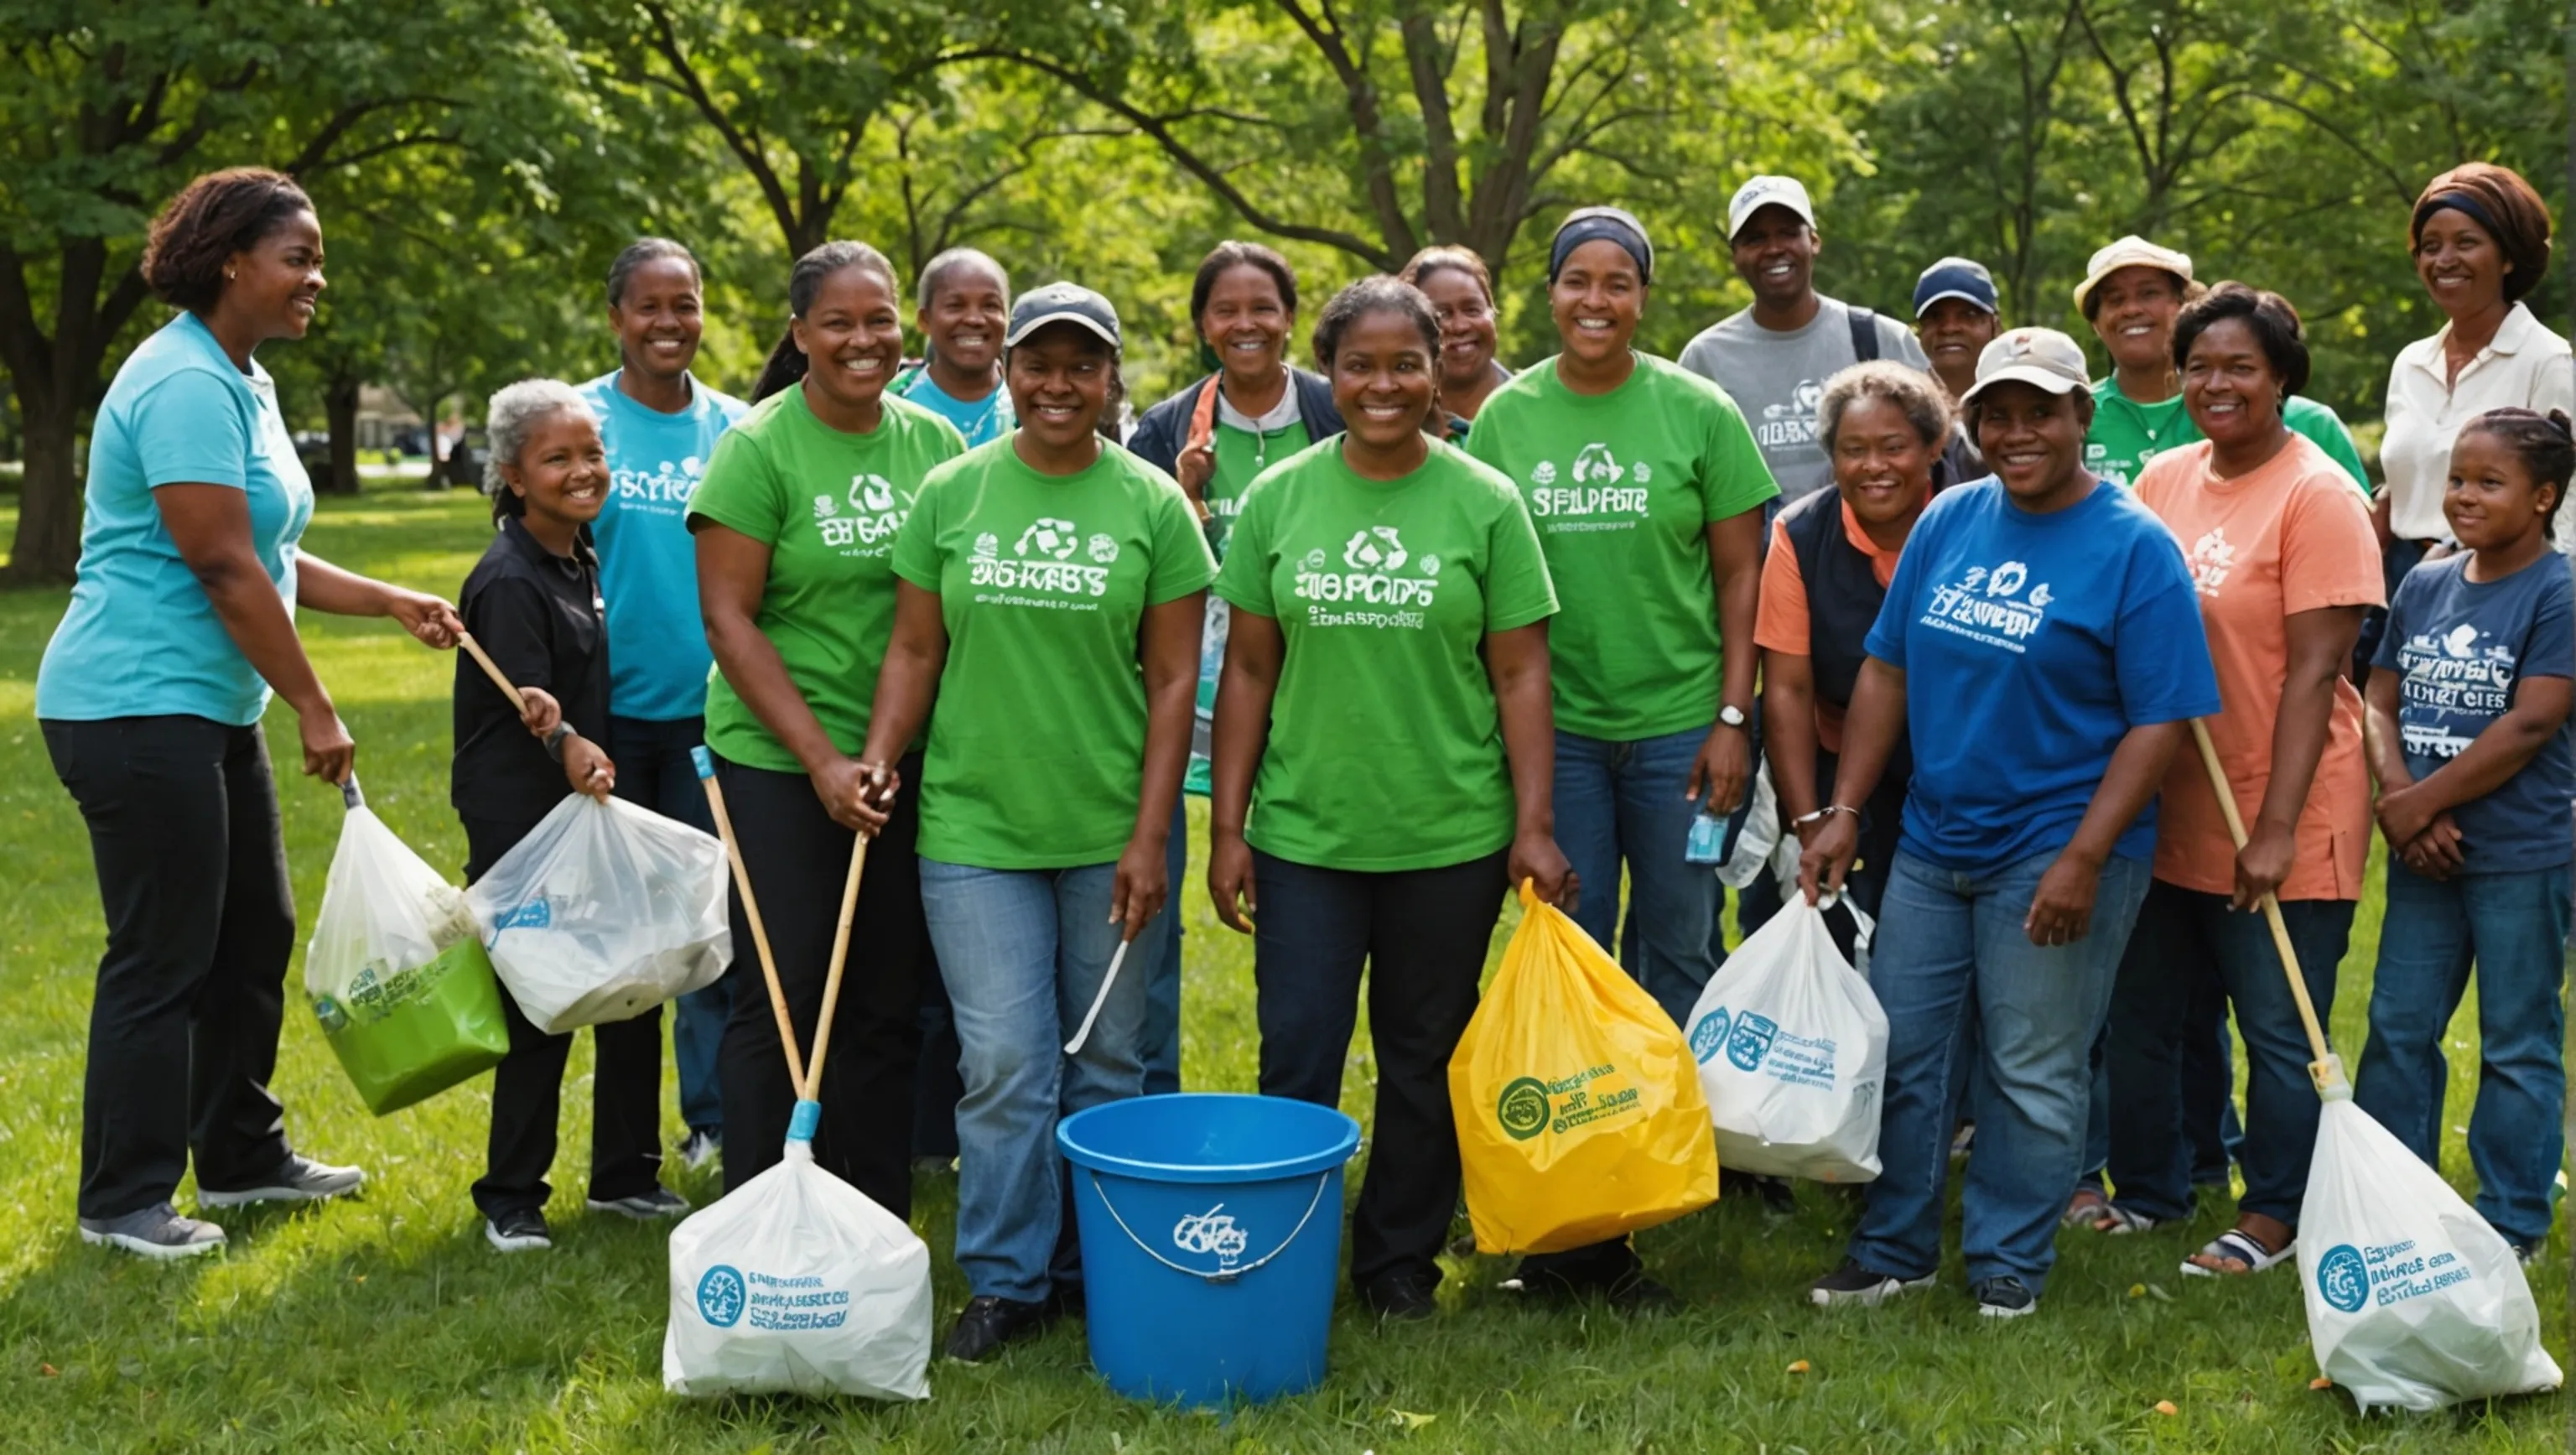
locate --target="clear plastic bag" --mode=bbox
[2298,1094,2561,1411]
[664,1140,934,1399]
[305,782,508,1114]
[465,793,730,1033]
[1683,897,1885,1182]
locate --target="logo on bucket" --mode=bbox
[697,1265,746,1328]
[2316,1244,2368,1313]
[1689,1008,1730,1064]
[1173,1203,1250,1269]
[1726,1011,1779,1073]
[1497,1077,1551,1141]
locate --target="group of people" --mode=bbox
[34,154,2572,1356]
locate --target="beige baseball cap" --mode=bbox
[2072,236,2193,314]
[1961,327,2091,405]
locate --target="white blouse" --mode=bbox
[2381,302,2576,547]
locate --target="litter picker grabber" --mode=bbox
[457,631,530,717]
[2188,719,2345,1094]
[1064,934,1137,1057]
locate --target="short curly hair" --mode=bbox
[2173,281,2312,398]
[141,169,314,314]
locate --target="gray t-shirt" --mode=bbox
[1676,295,1930,499]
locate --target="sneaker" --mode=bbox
[943,1294,1051,1363]
[2511,1239,2538,1268]
[587,1187,689,1220]
[678,1131,722,1173]
[1360,1270,1439,1322]
[911,1155,956,1176]
[486,1207,552,1252]
[1972,1276,2038,1318]
[1809,1258,1934,1307]
[196,1154,366,1208]
[78,1203,226,1260]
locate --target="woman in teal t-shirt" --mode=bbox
[36,170,463,1260]
[855,283,1212,1364]
[1208,277,1569,1319]
[688,241,964,1211]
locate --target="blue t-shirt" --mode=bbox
[577,370,747,721]
[1864,477,2220,870]
[35,312,315,725]
[2372,552,2576,872]
[896,367,1014,447]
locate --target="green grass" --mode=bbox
[0,480,2563,1452]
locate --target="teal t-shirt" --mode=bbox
[1188,413,1314,797]
[36,312,315,725]
[894,365,1015,448]
[579,370,747,722]
[894,438,1218,869]
[2085,379,2372,493]
[1218,438,1556,871]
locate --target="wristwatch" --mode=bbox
[1717,704,1750,730]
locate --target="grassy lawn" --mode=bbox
[0,480,2563,1452]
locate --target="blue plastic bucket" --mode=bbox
[1057,1093,1362,1407]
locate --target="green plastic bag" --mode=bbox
[306,780,508,1115]
[314,936,509,1115]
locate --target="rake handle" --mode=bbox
[2189,719,2345,1094]
[456,631,531,718]
[800,831,869,1102]
[696,754,806,1094]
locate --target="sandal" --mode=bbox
[2181,1226,2293,1277]
[2086,1203,2159,1235]
[2060,1186,2111,1228]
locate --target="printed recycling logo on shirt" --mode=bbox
[814,472,905,555]
[1343,526,1410,573]
[1921,558,2055,653]
[1527,442,1649,530]
[969,516,1114,602]
[1294,525,1438,627]
[612,453,708,515]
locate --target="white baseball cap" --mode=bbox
[2072,236,2193,314]
[1961,327,2092,405]
[1727,175,1817,242]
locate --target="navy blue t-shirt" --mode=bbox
[1865,476,2220,870]
[2372,551,2576,872]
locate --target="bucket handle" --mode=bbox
[1083,1167,1335,1284]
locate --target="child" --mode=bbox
[454,378,681,1253]
[2357,407,2576,1260]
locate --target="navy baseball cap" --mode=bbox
[1913,257,1998,318]
[1005,282,1121,349]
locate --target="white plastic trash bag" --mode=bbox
[664,1141,934,1400]
[1682,897,1887,1182]
[465,793,730,1033]
[309,797,478,1006]
[2298,1094,2560,1411]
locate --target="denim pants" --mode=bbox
[2104,881,2350,1225]
[608,715,729,1141]
[1555,725,1721,1026]
[2356,861,2572,1249]
[1850,849,2151,1294]
[1250,848,1507,1291]
[1142,801,1187,1095]
[921,858,1170,1302]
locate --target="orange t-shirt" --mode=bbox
[2134,435,2384,901]
[1755,503,1903,754]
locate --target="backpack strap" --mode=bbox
[1846,306,1881,364]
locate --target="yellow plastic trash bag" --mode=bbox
[1449,882,1721,1254]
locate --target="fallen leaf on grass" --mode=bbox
[2143,1283,2174,1303]
[2153,1400,2178,1416]
[38,1364,55,1377]
[1786,1360,1810,1374]
[2309,1377,2332,1390]
[2127,1283,2145,1298]
[1387,1408,1436,1432]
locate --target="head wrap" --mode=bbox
[1549,206,1654,286]
[2411,163,2553,304]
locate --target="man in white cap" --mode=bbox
[1680,174,1932,500]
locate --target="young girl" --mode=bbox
[454,378,677,1254]
[2358,407,2576,1260]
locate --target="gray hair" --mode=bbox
[917,247,1009,311]
[1817,360,1953,454]
[482,378,593,496]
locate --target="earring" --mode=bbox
[225,268,236,281]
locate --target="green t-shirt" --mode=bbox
[685,388,965,772]
[1464,353,1779,740]
[2085,378,2372,493]
[1217,438,1558,872]
[893,439,1218,869]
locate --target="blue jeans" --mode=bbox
[920,858,1170,1302]
[607,715,728,1139]
[2104,882,2350,1225]
[1555,725,1721,1026]
[1140,802,1187,1095]
[1850,850,2150,1295]
[2356,861,2572,1249]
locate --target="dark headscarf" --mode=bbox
[1549,206,1654,286]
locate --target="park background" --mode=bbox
[1,1,2572,1449]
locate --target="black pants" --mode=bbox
[463,812,663,1219]
[715,754,926,1218]
[1251,847,1507,1291]
[44,716,298,1221]
[607,715,730,1141]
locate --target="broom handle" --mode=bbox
[456,631,531,717]
[694,750,806,1093]
[800,831,869,1101]
[2189,719,2343,1089]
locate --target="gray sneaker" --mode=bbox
[197,1154,366,1208]
[587,1187,689,1220]
[79,1203,226,1260]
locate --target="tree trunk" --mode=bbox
[323,371,363,496]
[3,383,86,585]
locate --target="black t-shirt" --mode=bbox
[451,517,607,821]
